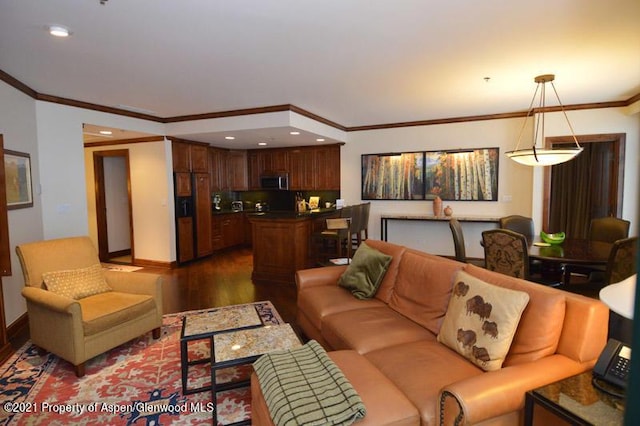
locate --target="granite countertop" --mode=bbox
[247,208,337,219]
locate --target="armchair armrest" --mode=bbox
[104,271,162,296]
[295,266,347,291]
[22,286,80,315]
[439,355,589,425]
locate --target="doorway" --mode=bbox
[93,150,134,264]
[543,133,625,237]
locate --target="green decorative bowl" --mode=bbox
[540,231,566,245]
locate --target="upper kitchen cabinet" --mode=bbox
[171,140,209,173]
[209,147,228,192]
[314,145,341,190]
[172,141,191,172]
[248,149,289,189]
[288,147,316,190]
[227,150,248,191]
[190,145,209,173]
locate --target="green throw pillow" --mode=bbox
[338,241,392,299]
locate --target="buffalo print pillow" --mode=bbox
[437,270,530,371]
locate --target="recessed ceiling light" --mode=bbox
[99,130,113,135]
[316,138,325,142]
[225,136,235,140]
[47,25,71,37]
[258,142,268,146]
[289,131,300,135]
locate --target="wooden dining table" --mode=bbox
[528,238,612,285]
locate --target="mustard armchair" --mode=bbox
[16,236,163,377]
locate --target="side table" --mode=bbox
[525,371,625,425]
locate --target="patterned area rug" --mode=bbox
[0,301,283,425]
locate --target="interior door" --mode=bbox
[543,133,625,238]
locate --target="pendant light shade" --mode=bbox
[506,74,583,167]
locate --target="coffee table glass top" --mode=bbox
[532,372,625,425]
[183,304,262,337]
[214,324,302,363]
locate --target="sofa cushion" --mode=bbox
[464,264,567,366]
[362,240,407,303]
[437,271,529,371]
[79,291,157,336]
[365,340,483,426]
[43,264,112,300]
[338,241,393,299]
[322,306,435,354]
[250,350,420,426]
[298,286,386,332]
[388,250,464,335]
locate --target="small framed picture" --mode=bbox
[4,150,33,209]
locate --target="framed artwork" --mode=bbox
[362,152,425,200]
[425,148,499,201]
[4,149,33,209]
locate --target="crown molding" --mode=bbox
[1,68,637,133]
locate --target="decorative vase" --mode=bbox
[432,196,442,216]
[444,205,453,217]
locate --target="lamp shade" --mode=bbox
[599,273,636,320]
[506,147,584,166]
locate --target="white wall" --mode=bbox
[84,140,176,263]
[342,107,639,258]
[0,82,43,325]
[342,117,534,258]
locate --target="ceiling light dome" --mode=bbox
[506,74,583,167]
[48,25,71,37]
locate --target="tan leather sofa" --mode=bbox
[252,239,609,426]
[16,236,163,377]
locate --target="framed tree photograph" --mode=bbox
[362,152,425,200]
[425,148,499,201]
[4,149,33,209]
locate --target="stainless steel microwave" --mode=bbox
[260,174,288,190]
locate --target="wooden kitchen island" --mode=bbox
[248,210,337,284]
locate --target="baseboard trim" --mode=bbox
[134,258,175,269]
[7,313,29,341]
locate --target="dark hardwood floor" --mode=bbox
[153,247,298,325]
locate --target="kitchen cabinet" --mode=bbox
[194,173,213,257]
[212,213,246,251]
[172,141,191,172]
[288,147,316,190]
[314,145,341,190]
[190,145,209,173]
[227,150,248,190]
[209,147,227,191]
[248,149,290,189]
[174,172,192,197]
[177,217,195,263]
[247,151,261,190]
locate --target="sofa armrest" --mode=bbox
[439,355,589,425]
[295,266,347,291]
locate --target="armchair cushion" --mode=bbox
[437,271,529,371]
[79,292,157,336]
[43,263,112,300]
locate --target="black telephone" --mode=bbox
[593,338,632,389]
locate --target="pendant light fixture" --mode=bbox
[506,74,583,166]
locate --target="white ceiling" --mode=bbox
[1,0,639,148]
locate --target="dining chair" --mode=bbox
[482,229,529,279]
[449,219,484,267]
[312,206,354,263]
[603,236,638,286]
[566,217,631,283]
[499,215,535,244]
[589,217,631,243]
